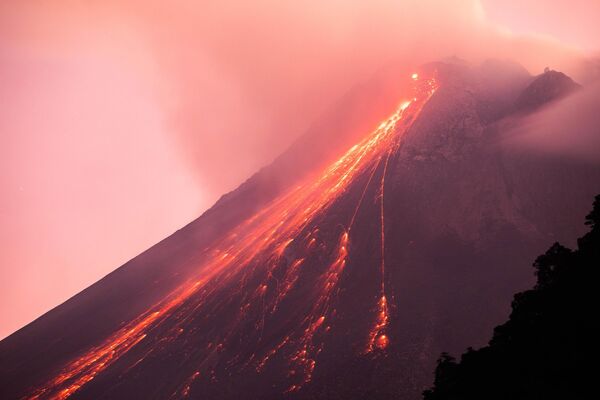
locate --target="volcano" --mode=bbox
[1,60,599,400]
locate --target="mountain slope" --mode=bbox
[1,61,599,400]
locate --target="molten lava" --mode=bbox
[376,334,389,350]
[26,73,438,399]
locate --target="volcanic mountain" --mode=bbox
[1,60,598,400]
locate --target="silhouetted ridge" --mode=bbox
[423,194,600,400]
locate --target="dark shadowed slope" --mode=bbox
[1,61,599,400]
[423,194,599,400]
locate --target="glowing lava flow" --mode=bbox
[26,73,438,400]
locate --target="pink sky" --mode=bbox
[1,1,599,339]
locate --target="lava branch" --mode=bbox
[366,72,437,353]
[366,146,393,353]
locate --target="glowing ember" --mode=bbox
[26,74,438,399]
[375,334,389,349]
[178,371,201,398]
[366,295,390,353]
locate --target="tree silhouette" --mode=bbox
[423,194,600,400]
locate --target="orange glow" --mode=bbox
[375,334,389,349]
[26,74,438,399]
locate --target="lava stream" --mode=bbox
[26,73,438,400]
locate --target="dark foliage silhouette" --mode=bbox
[423,194,600,399]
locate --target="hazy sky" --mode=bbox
[1,0,599,339]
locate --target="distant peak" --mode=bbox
[514,69,581,113]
